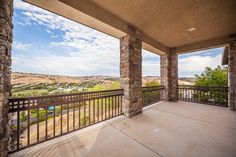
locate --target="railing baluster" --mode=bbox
[88,100,90,125]
[115,96,117,116]
[67,103,69,132]
[105,97,107,120]
[79,101,81,128]
[191,89,193,102]
[97,98,99,122]
[196,87,198,102]
[93,99,95,123]
[117,96,120,115]
[17,105,20,150]
[120,95,123,114]
[37,105,39,143]
[45,107,48,140]
[53,105,55,137]
[60,104,62,135]
[84,100,86,126]
[73,103,75,130]
[109,97,111,118]
[101,98,103,121]
[27,106,30,146]
[112,96,114,117]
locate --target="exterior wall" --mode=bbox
[228,40,236,110]
[160,49,178,101]
[120,24,143,118]
[0,0,13,156]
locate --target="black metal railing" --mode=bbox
[178,85,229,107]
[8,89,124,153]
[142,85,164,107]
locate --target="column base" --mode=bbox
[124,108,143,118]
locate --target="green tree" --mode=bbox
[193,66,228,106]
[195,66,227,86]
[20,111,27,122]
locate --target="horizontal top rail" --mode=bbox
[178,85,229,92]
[8,89,124,113]
[178,85,229,88]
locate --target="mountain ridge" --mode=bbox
[11,72,195,85]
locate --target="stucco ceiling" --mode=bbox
[91,0,236,47]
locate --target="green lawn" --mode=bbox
[11,81,121,98]
[12,89,49,98]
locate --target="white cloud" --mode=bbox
[178,54,222,77]
[13,0,120,76]
[142,62,160,76]
[180,47,224,57]
[13,47,120,76]
[142,50,160,76]
[13,41,32,50]
[15,2,108,50]
[142,49,158,59]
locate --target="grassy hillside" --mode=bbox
[11,72,194,98]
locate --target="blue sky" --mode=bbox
[12,0,224,77]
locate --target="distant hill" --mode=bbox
[179,77,195,84]
[142,76,195,85]
[11,72,194,85]
[11,72,119,85]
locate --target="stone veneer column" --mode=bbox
[120,24,142,118]
[0,0,13,156]
[228,40,236,111]
[160,49,178,101]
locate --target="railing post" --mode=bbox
[0,0,13,156]
[160,49,178,102]
[120,24,143,118]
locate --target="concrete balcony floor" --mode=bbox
[10,101,236,157]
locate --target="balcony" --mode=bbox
[9,100,236,157]
[7,86,163,153]
[7,86,236,157]
[1,1,236,157]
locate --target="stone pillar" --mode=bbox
[228,40,236,111]
[0,0,13,156]
[120,24,142,118]
[160,48,178,101]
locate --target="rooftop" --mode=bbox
[10,101,236,157]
